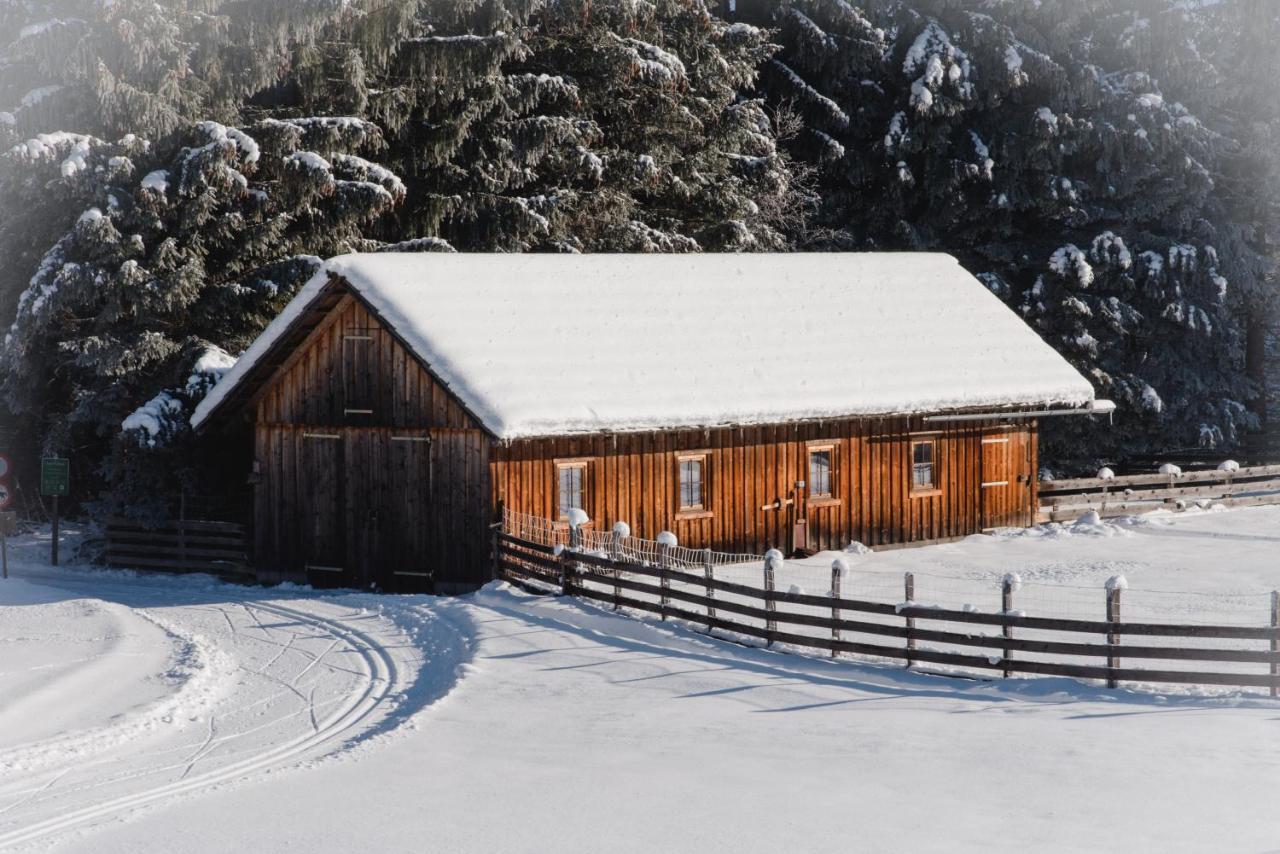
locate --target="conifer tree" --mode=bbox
[0,117,405,514]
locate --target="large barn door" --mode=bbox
[980,428,1033,530]
[299,431,346,587]
[382,431,434,593]
[341,430,436,593]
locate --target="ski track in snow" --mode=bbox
[0,558,471,852]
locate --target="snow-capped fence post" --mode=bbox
[703,548,716,627]
[564,509,589,597]
[764,549,782,647]
[657,531,677,621]
[1271,591,1279,699]
[1105,576,1126,689]
[830,558,847,659]
[1001,575,1016,679]
[904,572,916,668]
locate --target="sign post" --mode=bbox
[0,511,15,579]
[41,458,69,567]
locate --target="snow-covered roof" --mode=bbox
[192,252,1097,439]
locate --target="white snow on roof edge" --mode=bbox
[192,252,1097,438]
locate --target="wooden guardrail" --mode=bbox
[105,518,251,579]
[1038,463,1280,522]
[495,532,1280,694]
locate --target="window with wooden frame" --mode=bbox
[911,438,939,494]
[808,443,836,500]
[555,460,589,521]
[676,451,712,518]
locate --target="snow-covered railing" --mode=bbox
[1038,462,1280,522]
[495,527,1280,696]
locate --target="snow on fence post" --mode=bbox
[657,531,677,621]
[1105,575,1127,689]
[1219,460,1239,499]
[1001,573,1020,679]
[764,549,783,647]
[904,572,916,668]
[831,558,848,659]
[1097,467,1114,513]
[611,521,629,612]
[703,548,716,627]
[1271,591,1279,699]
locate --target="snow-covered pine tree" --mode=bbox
[0,0,417,338]
[0,117,405,518]
[744,0,1249,463]
[282,0,797,251]
[1022,234,1249,461]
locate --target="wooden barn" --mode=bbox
[192,252,1110,592]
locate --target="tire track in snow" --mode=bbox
[0,600,401,851]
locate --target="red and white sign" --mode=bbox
[0,483,11,511]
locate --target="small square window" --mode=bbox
[912,440,937,491]
[678,455,706,511]
[557,462,587,519]
[809,446,834,498]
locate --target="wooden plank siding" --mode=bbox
[490,418,1039,555]
[251,289,491,591]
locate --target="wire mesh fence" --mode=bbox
[503,508,761,570]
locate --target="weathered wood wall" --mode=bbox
[252,291,490,591]
[490,418,1037,554]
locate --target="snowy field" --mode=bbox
[4,509,1280,852]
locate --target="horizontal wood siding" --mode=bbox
[491,418,1036,553]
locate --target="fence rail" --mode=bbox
[105,518,251,579]
[1038,462,1280,522]
[495,521,1280,695]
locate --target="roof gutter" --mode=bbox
[923,399,1116,424]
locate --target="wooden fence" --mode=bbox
[494,529,1280,696]
[1038,463,1280,522]
[105,518,251,579]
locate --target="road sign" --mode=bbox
[40,458,69,497]
[0,454,9,479]
[0,483,10,511]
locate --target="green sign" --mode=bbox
[40,458,69,497]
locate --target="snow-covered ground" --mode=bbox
[5,509,1280,852]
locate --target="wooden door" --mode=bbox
[299,431,346,587]
[382,431,434,592]
[980,428,1033,530]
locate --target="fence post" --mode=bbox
[1001,573,1018,679]
[904,572,915,668]
[831,558,847,658]
[490,525,501,582]
[178,492,188,571]
[1105,575,1126,689]
[657,532,676,621]
[1271,591,1278,699]
[764,549,781,647]
[703,547,715,629]
[611,523,626,612]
